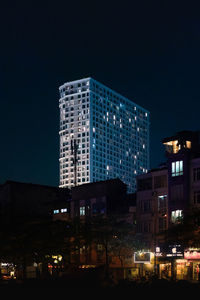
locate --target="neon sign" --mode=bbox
[184,249,200,260]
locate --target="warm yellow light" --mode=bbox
[163,140,179,153]
[186,141,191,149]
[52,255,62,262]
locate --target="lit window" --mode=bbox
[172,161,183,177]
[186,141,191,149]
[80,206,85,216]
[171,210,183,223]
[158,195,167,213]
[97,244,103,251]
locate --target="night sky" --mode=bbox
[1,0,200,187]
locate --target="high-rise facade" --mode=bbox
[59,77,150,193]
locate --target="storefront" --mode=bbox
[119,248,200,281]
[184,248,200,281]
[0,262,16,280]
[155,248,200,281]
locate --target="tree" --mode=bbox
[74,214,142,279]
[164,208,200,248]
[0,217,73,279]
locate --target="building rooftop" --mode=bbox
[162,130,200,144]
[162,130,200,155]
[59,77,150,113]
[71,178,126,191]
[1,180,70,193]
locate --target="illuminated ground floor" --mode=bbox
[1,249,200,283]
[158,259,200,281]
[117,260,200,282]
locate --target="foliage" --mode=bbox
[164,208,200,248]
[0,213,144,280]
[0,217,72,268]
[73,214,143,269]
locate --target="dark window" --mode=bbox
[143,200,151,212]
[159,217,166,231]
[137,178,152,191]
[170,185,183,203]
[154,175,167,189]
[143,222,151,233]
[92,198,106,214]
[193,168,200,182]
[194,191,200,204]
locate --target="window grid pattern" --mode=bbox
[59,78,150,193]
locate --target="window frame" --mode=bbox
[172,160,183,177]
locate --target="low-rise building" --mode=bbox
[136,165,168,250]
[0,180,71,225]
[136,130,200,280]
[70,178,128,219]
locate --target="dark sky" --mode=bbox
[1,0,200,186]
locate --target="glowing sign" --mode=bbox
[155,247,163,257]
[184,249,200,260]
[134,252,151,263]
[166,245,183,258]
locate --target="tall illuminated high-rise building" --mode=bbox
[59,77,150,193]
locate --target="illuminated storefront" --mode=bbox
[0,262,16,280]
[184,249,200,281]
[154,247,200,281]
